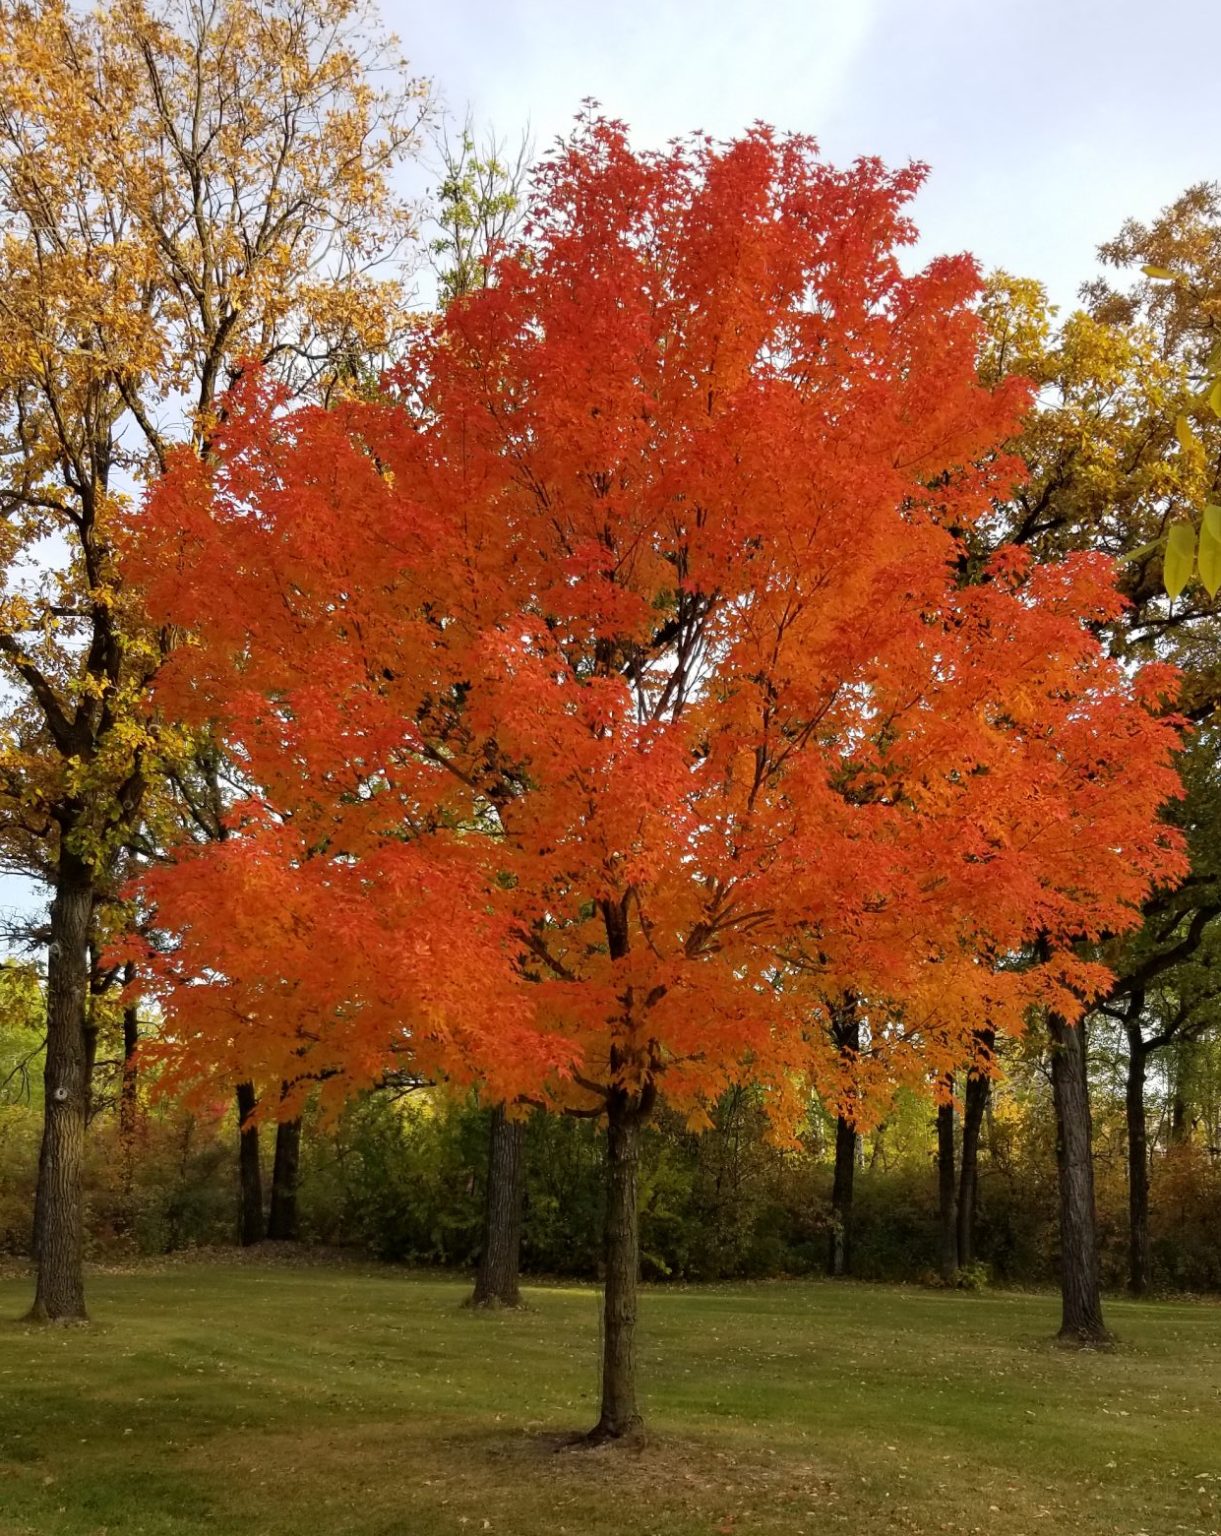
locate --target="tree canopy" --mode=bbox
[131,119,1184,1129]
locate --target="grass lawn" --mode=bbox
[1,1258,1219,1536]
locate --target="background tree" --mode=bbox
[826,997,860,1277]
[0,0,427,1321]
[955,1025,995,1270]
[430,120,531,308]
[976,191,1221,1335]
[428,118,533,1310]
[936,1079,958,1285]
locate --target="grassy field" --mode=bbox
[1,1258,1219,1536]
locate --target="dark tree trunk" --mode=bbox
[937,1091,958,1285]
[119,960,140,1153]
[235,1082,264,1247]
[1170,1054,1190,1145]
[827,998,860,1277]
[82,1014,99,1123]
[957,1062,991,1269]
[828,1114,856,1276]
[1048,1011,1110,1343]
[470,1105,526,1307]
[28,849,93,1323]
[115,970,142,1241]
[589,1088,645,1443]
[1125,1025,1151,1298]
[1170,1093,1187,1143]
[266,1115,302,1242]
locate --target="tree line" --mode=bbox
[5,1014,1221,1295]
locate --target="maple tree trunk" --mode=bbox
[590,1089,645,1443]
[28,850,93,1323]
[1048,1011,1110,1343]
[235,1083,264,1246]
[1125,1030,1151,1298]
[266,1115,302,1242]
[937,1093,958,1284]
[470,1105,526,1307]
[828,1114,856,1276]
[957,1067,990,1270]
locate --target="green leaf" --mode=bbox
[1164,522,1196,600]
[1142,265,1183,281]
[1118,537,1165,565]
[1209,376,1221,420]
[1176,414,1201,455]
[1200,506,1221,598]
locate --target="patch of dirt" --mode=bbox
[493,1423,832,1497]
[186,1419,838,1536]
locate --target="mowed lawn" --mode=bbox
[1,1260,1219,1536]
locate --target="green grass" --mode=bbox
[1,1258,1220,1535]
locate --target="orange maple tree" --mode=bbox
[127,119,1185,1439]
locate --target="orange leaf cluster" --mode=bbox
[127,120,1187,1125]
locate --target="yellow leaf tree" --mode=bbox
[0,0,427,1321]
[975,186,1221,1324]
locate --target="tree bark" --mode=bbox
[235,1082,264,1247]
[1048,1010,1110,1343]
[828,1114,856,1276]
[266,1114,302,1242]
[470,1105,526,1307]
[1125,1025,1151,1298]
[116,960,141,1234]
[119,960,140,1151]
[827,998,860,1277]
[1169,1040,1191,1145]
[589,1088,645,1443]
[957,1057,991,1270]
[937,1090,958,1285]
[28,849,93,1323]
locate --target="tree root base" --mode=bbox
[21,1307,89,1328]
[462,1294,527,1312]
[1054,1325,1116,1350]
[560,1418,647,1452]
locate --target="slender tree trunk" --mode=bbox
[82,1012,99,1124]
[470,1105,526,1307]
[957,1062,991,1269]
[1170,1042,1190,1145]
[118,989,140,1223]
[937,1090,958,1285]
[235,1082,264,1247]
[266,1115,302,1242]
[868,1119,888,1171]
[590,1088,645,1443]
[1125,1026,1151,1298]
[113,974,142,1241]
[27,849,93,1323]
[1170,1091,1188,1144]
[1048,1011,1110,1343]
[827,997,860,1277]
[119,961,140,1152]
[828,1114,856,1276]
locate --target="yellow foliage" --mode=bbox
[0,0,429,890]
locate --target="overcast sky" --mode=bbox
[396,0,1220,311]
